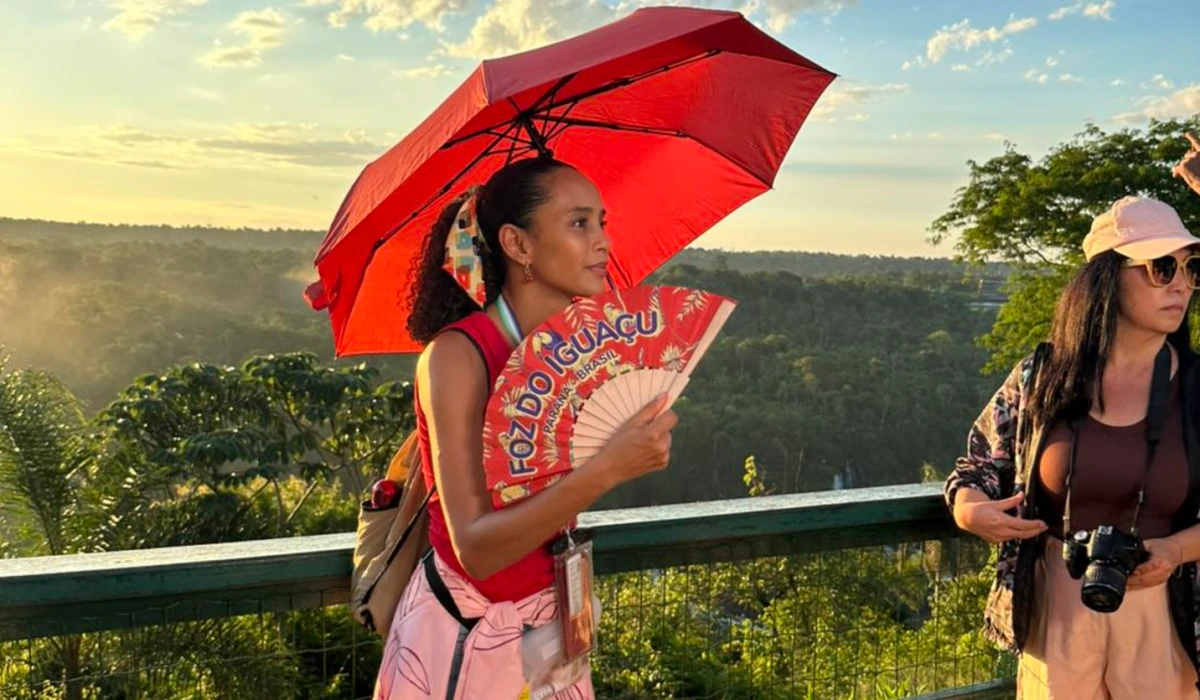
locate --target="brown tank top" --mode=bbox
[1036,376,1189,539]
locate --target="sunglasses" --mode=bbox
[1123,254,1200,289]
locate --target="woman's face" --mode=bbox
[1117,246,1196,334]
[513,167,610,298]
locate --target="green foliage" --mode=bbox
[0,350,92,557]
[591,465,1005,700]
[0,237,415,412]
[929,117,1200,366]
[76,353,413,551]
[605,265,995,507]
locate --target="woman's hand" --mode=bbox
[1127,537,1184,590]
[592,393,677,488]
[1173,131,1200,196]
[953,490,1048,545]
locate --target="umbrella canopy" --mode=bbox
[309,6,836,356]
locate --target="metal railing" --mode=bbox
[0,484,1014,699]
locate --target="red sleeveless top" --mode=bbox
[415,312,556,602]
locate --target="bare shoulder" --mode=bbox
[417,330,489,405]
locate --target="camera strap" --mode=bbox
[1063,343,1172,537]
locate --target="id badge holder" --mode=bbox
[551,528,596,661]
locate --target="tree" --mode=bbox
[0,348,93,558]
[928,118,1200,371]
[91,352,413,550]
[0,351,402,700]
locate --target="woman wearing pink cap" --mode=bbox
[945,191,1200,698]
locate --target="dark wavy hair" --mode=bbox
[1028,250,1194,425]
[406,157,576,345]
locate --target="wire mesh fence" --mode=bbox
[0,532,1013,699]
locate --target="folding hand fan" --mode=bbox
[481,285,736,509]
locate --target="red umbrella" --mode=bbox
[308,6,835,356]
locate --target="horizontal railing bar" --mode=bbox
[910,678,1015,700]
[0,483,954,639]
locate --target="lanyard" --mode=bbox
[495,293,524,346]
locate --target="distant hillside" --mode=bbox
[1,218,1005,281]
[666,248,1008,281]
[0,218,325,251]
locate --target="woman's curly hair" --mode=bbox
[405,157,575,345]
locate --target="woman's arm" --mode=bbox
[945,359,1027,508]
[946,357,1047,543]
[421,332,676,580]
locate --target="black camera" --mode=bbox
[1062,526,1150,613]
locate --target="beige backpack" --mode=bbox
[350,430,433,638]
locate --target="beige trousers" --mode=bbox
[1018,537,1199,700]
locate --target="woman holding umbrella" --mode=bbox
[305,7,837,698]
[372,157,677,699]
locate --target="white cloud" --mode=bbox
[1083,1,1116,20]
[900,56,925,71]
[230,7,289,48]
[103,0,208,41]
[847,113,870,122]
[976,46,1012,67]
[1110,78,1126,86]
[89,122,387,168]
[982,132,1007,141]
[1059,73,1082,83]
[1025,69,1049,84]
[809,82,910,122]
[318,0,473,33]
[337,53,356,61]
[1114,84,1200,124]
[1045,55,1059,67]
[200,8,293,69]
[200,46,262,67]
[1141,73,1174,90]
[321,0,850,58]
[924,14,1037,64]
[889,131,942,142]
[440,0,619,60]
[1049,1,1116,21]
[951,63,971,72]
[393,64,454,78]
[742,0,853,34]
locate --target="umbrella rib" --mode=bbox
[538,117,685,139]
[544,101,581,143]
[442,50,720,152]
[534,50,720,116]
[509,98,553,158]
[542,115,772,189]
[368,122,522,257]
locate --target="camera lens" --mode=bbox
[1081,563,1128,613]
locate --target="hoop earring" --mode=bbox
[524,263,534,283]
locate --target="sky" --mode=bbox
[0,0,1197,257]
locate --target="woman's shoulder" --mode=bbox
[417,323,490,389]
[421,328,485,371]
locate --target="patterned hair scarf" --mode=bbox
[442,186,488,306]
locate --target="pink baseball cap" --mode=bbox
[1082,196,1200,261]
